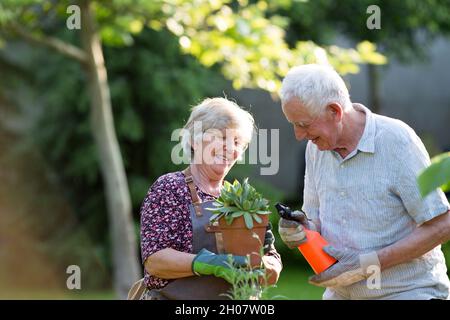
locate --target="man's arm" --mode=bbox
[308,210,450,288]
[378,210,450,270]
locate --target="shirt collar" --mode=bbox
[353,103,375,154]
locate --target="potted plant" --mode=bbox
[207,178,272,267]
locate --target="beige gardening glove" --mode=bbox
[308,246,381,288]
[278,218,307,249]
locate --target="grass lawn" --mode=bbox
[266,266,325,300]
[0,289,117,300]
[1,267,323,300]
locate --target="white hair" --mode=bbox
[280,64,352,116]
[180,97,255,157]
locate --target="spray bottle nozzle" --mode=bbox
[275,202,293,220]
[275,202,309,223]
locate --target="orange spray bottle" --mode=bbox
[275,203,337,274]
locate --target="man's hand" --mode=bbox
[308,246,380,288]
[278,217,307,249]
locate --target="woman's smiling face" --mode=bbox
[193,128,246,179]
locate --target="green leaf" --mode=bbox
[417,152,450,197]
[231,211,245,218]
[225,214,234,225]
[241,181,250,202]
[243,212,253,229]
[243,200,251,211]
[218,206,239,213]
[209,213,224,221]
[223,180,232,190]
[253,214,262,224]
[234,199,243,210]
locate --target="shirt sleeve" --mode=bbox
[302,142,321,232]
[393,131,450,224]
[140,178,190,264]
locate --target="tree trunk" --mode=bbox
[80,0,140,298]
[368,63,381,114]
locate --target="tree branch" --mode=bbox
[7,24,89,65]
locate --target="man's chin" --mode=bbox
[314,142,331,151]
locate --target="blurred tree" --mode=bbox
[25,27,228,287]
[0,0,386,297]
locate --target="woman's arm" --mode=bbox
[145,248,196,279]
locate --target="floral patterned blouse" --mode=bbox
[140,170,282,290]
[140,171,216,289]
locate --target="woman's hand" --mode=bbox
[260,224,282,285]
[261,255,282,285]
[192,248,251,283]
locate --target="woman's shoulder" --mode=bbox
[149,170,188,197]
[140,171,191,221]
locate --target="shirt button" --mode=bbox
[340,191,346,197]
[340,163,345,168]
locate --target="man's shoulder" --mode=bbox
[373,114,419,147]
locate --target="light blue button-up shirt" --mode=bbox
[302,104,450,300]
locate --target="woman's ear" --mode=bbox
[327,103,344,122]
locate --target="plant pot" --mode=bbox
[218,214,269,267]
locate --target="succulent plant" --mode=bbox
[207,178,271,229]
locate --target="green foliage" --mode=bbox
[159,0,386,93]
[26,27,227,257]
[222,242,285,300]
[1,0,386,96]
[208,178,271,229]
[266,266,324,300]
[278,0,450,61]
[418,152,450,197]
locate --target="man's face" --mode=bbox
[282,98,340,151]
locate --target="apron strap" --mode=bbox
[183,167,225,254]
[205,224,225,254]
[183,167,203,217]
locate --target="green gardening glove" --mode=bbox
[192,248,250,284]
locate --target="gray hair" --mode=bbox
[280,64,352,116]
[180,97,255,157]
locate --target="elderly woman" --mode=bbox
[138,97,282,300]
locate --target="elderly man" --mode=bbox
[278,64,450,300]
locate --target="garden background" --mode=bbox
[0,0,449,299]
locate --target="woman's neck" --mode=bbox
[189,165,223,197]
